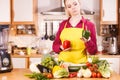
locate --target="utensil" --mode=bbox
[49,22,55,41]
[44,22,49,40]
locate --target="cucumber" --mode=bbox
[68,66,80,72]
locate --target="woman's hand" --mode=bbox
[80,37,91,43]
[60,45,71,51]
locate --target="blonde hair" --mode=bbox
[64,0,81,7]
[63,0,83,17]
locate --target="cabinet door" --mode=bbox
[30,58,41,65]
[12,58,26,68]
[0,0,11,24]
[100,0,118,24]
[13,0,34,24]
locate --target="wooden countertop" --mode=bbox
[0,69,120,80]
[0,69,32,80]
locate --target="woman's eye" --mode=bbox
[67,5,71,8]
[73,2,77,6]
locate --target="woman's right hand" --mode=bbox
[60,45,71,51]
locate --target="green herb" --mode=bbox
[25,72,49,80]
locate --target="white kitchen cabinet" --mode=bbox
[100,58,120,74]
[29,58,41,65]
[99,0,118,36]
[13,0,34,23]
[0,0,11,24]
[100,0,118,24]
[12,58,26,68]
[10,0,38,35]
[11,57,41,69]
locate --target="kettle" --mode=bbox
[108,37,118,54]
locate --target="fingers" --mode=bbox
[63,47,71,51]
[80,37,88,42]
[60,45,64,50]
[60,45,71,51]
[80,37,91,42]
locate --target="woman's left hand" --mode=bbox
[80,37,91,43]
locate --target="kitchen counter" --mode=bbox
[0,69,120,80]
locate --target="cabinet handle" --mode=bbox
[102,9,104,17]
[119,8,120,13]
[12,10,15,21]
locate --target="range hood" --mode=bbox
[41,7,65,15]
[41,0,95,15]
[41,0,65,15]
[41,7,95,15]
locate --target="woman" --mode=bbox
[52,0,97,64]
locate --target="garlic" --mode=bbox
[77,70,82,78]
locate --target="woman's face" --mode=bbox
[65,0,81,16]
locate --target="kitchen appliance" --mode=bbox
[108,37,118,54]
[0,25,13,73]
[108,25,118,54]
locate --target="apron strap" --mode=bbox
[82,22,84,29]
[64,22,68,28]
[82,22,87,30]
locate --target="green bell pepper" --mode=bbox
[82,30,90,40]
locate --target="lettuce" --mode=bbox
[98,60,111,78]
[53,68,69,78]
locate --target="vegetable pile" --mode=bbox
[25,55,113,79]
[85,56,112,78]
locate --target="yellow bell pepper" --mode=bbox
[52,66,61,74]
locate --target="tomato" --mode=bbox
[69,72,77,78]
[47,73,53,79]
[97,72,102,78]
[86,62,92,67]
[88,66,94,72]
[93,64,98,69]
[91,72,97,78]
[63,40,71,49]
